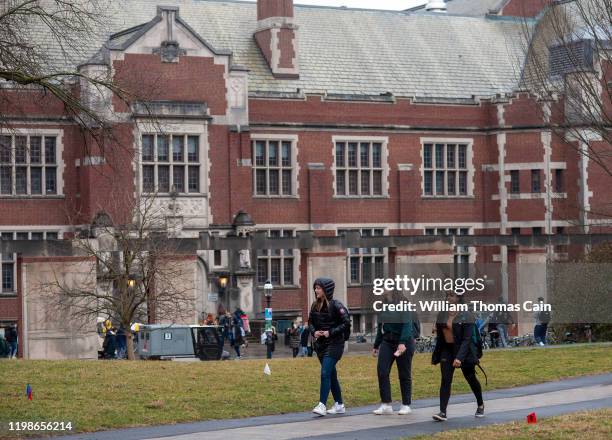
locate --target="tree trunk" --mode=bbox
[126,330,135,360]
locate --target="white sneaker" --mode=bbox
[327,402,345,414]
[539,342,545,346]
[373,403,394,415]
[312,402,327,416]
[398,405,412,415]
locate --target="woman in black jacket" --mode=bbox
[431,291,484,421]
[309,277,351,416]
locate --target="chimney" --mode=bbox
[254,0,299,78]
[425,0,447,13]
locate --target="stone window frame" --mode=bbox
[338,228,386,286]
[420,137,474,198]
[332,136,389,198]
[256,229,296,287]
[0,130,64,197]
[251,134,299,198]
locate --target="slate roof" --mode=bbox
[35,0,531,100]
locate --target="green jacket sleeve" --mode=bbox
[399,318,413,345]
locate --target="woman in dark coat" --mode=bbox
[289,323,301,358]
[309,278,351,416]
[431,291,484,421]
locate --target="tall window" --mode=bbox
[141,134,200,194]
[0,135,58,196]
[1,253,15,293]
[339,228,385,284]
[555,169,564,192]
[335,141,384,196]
[510,170,520,194]
[531,169,541,193]
[257,230,294,286]
[423,143,468,196]
[252,139,294,196]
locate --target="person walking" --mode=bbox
[309,278,351,416]
[264,329,275,359]
[5,325,17,359]
[290,322,301,358]
[300,322,313,357]
[217,306,230,352]
[372,293,416,415]
[432,292,484,421]
[231,313,245,359]
[494,297,514,348]
[533,297,550,346]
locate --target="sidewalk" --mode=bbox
[54,374,612,440]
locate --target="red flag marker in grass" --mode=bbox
[26,384,32,401]
[526,412,537,424]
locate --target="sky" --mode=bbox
[244,0,427,11]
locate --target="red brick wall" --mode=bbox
[501,0,549,17]
[277,28,296,69]
[112,54,227,115]
[257,0,294,20]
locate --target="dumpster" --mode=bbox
[136,324,222,361]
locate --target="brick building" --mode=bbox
[1,0,610,358]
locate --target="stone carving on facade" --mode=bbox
[239,249,251,269]
[153,40,186,63]
[229,77,246,109]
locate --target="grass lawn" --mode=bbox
[0,344,610,438]
[411,408,612,439]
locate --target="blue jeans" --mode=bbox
[534,324,547,344]
[497,324,508,347]
[9,342,17,358]
[319,356,342,405]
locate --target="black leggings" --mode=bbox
[439,343,483,413]
[377,340,414,405]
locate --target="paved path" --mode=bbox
[55,374,612,440]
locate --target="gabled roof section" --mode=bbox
[104,5,231,57]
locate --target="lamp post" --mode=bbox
[264,280,273,331]
[217,274,229,295]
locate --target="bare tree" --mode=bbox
[0,0,141,154]
[520,0,611,174]
[42,191,197,360]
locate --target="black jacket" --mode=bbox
[308,299,350,345]
[432,311,479,365]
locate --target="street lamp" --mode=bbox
[217,275,229,295]
[127,276,136,289]
[264,279,273,308]
[264,280,273,331]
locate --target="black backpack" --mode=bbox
[331,299,351,341]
